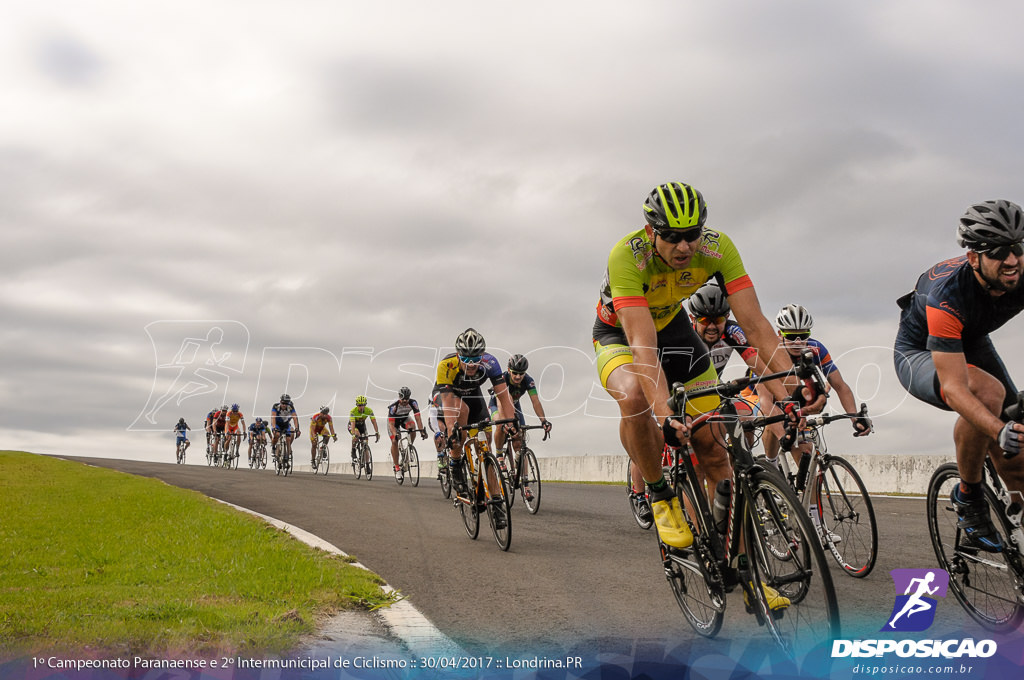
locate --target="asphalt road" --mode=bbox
[66,454,993,658]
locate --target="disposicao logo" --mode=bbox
[881,568,949,632]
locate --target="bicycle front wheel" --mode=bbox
[320,444,330,475]
[351,446,361,479]
[439,456,452,499]
[666,481,725,637]
[407,445,420,486]
[483,454,512,551]
[363,444,373,480]
[520,447,541,514]
[746,470,840,656]
[815,455,878,577]
[927,463,1024,631]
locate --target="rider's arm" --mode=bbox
[825,369,858,417]
[933,351,1005,440]
[727,287,793,403]
[527,391,547,422]
[618,305,675,424]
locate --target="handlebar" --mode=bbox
[517,423,551,442]
[801,403,870,429]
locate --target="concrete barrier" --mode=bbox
[300,452,952,496]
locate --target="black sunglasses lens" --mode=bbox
[985,243,1023,260]
[656,228,702,244]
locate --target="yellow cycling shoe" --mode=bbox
[744,581,791,612]
[651,495,693,549]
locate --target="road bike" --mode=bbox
[273,431,294,477]
[312,434,334,475]
[926,390,1024,631]
[498,424,547,514]
[221,432,241,469]
[395,428,420,487]
[351,434,373,481]
[175,438,188,464]
[449,419,515,551]
[662,353,840,654]
[753,405,878,578]
[249,436,268,469]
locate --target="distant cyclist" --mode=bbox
[247,417,270,463]
[489,353,552,455]
[224,403,246,456]
[270,394,300,465]
[387,387,427,481]
[210,405,228,461]
[310,406,338,466]
[348,395,380,458]
[895,200,1024,552]
[173,418,191,452]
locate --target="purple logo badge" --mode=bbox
[881,569,949,632]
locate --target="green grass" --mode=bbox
[0,451,393,657]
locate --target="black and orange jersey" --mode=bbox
[897,256,1024,353]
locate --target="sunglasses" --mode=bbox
[459,355,482,364]
[980,242,1024,261]
[653,226,703,244]
[695,315,727,326]
[509,370,526,377]
[781,331,811,341]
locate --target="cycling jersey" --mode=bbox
[489,371,538,403]
[271,402,296,433]
[435,353,506,397]
[702,321,757,375]
[596,227,753,332]
[348,406,375,423]
[248,422,268,436]
[310,413,333,434]
[387,399,420,421]
[174,422,189,441]
[226,410,244,427]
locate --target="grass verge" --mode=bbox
[0,451,393,657]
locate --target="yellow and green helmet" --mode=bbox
[643,182,707,231]
[355,395,368,406]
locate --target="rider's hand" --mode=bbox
[419,428,427,440]
[998,422,1024,458]
[662,415,691,448]
[853,416,872,437]
[374,432,380,443]
[541,419,552,432]
[332,435,338,442]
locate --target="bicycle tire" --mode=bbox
[363,443,373,480]
[458,459,480,540]
[499,449,515,508]
[927,463,1024,631]
[282,439,293,477]
[520,447,541,514]
[396,443,406,486]
[667,481,726,637]
[408,444,420,487]
[815,455,878,577]
[439,455,452,499]
[627,463,654,530]
[273,442,283,476]
[746,470,841,655]
[482,453,512,551]
[321,442,331,475]
[351,445,362,479]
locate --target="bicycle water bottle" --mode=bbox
[713,479,732,534]
[796,452,811,492]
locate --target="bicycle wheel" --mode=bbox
[320,443,330,475]
[628,463,654,530]
[363,444,373,480]
[439,455,452,499]
[927,463,1024,631]
[482,454,512,551]
[746,470,841,656]
[499,449,515,508]
[396,444,406,486]
[408,444,420,487]
[519,447,542,515]
[351,445,361,479]
[815,455,878,577]
[274,442,282,476]
[283,441,293,476]
[458,461,480,540]
[259,444,267,469]
[666,481,726,637]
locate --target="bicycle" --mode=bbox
[449,419,515,551]
[273,432,294,477]
[662,352,840,654]
[754,405,878,578]
[350,434,373,481]
[205,432,213,466]
[498,424,547,514]
[437,445,453,499]
[221,432,241,469]
[312,435,333,476]
[394,428,421,486]
[249,436,269,469]
[926,390,1024,631]
[175,438,188,464]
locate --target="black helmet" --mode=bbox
[280,393,291,403]
[508,353,529,373]
[957,200,1024,251]
[643,182,707,231]
[398,386,412,400]
[688,281,730,317]
[320,405,330,414]
[178,417,185,424]
[455,328,486,356]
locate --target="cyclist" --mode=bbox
[437,328,518,529]
[310,406,338,466]
[426,389,449,470]
[387,387,427,481]
[489,353,552,459]
[348,395,380,459]
[593,181,817,612]
[270,394,300,466]
[756,304,872,468]
[210,405,228,462]
[203,407,217,451]
[895,199,1024,552]
[173,417,190,453]
[224,403,246,460]
[247,417,270,464]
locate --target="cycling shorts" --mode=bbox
[274,417,294,434]
[350,420,368,435]
[310,426,332,442]
[488,396,525,426]
[175,433,188,443]
[389,417,416,440]
[593,311,720,417]
[227,425,241,435]
[894,339,1018,412]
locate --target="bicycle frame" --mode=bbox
[501,424,548,491]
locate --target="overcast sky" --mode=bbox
[4,1,1024,463]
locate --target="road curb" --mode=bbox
[214,499,464,658]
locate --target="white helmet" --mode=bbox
[776,304,813,332]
